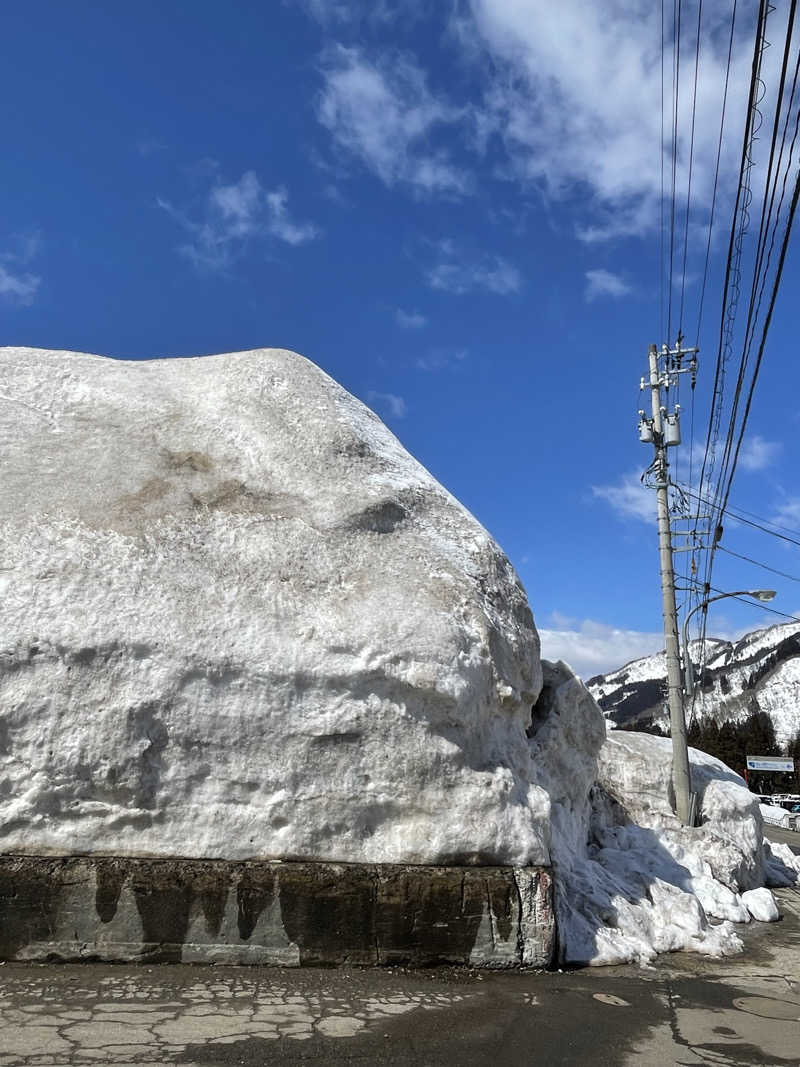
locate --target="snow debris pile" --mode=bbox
[528,662,799,965]
[0,347,545,867]
[1,346,797,967]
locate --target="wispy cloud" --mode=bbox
[416,347,467,371]
[592,471,653,523]
[0,231,42,305]
[0,264,39,304]
[367,390,407,418]
[738,434,782,472]
[395,308,427,329]
[770,497,800,530]
[425,239,521,295]
[317,46,470,196]
[585,268,631,302]
[462,0,756,239]
[304,3,765,239]
[264,188,320,245]
[136,136,167,157]
[159,171,319,269]
[298,0,422,25]
[538,616,663,679]
[297,0,353,22]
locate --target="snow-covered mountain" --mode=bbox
[586,621,800,746]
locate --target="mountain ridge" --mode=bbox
[586,620,800,747]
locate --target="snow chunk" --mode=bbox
[764,840,800,887]
[741,887,779,922]
[547,720,797,964]
[527,673,750,964]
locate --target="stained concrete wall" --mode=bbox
[0,856,554,969]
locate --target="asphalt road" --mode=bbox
[764,823,800,854]
[0,827,796,1066]
[1,882,798,1067]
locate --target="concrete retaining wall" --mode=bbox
[0,856,554,969]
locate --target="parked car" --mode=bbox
[760,802,792,829]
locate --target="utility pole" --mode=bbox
[638,340,698,825]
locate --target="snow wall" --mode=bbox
[1,347,798,967]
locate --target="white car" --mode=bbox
[760,802,792,829]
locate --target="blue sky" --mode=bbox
[3,0,799,675]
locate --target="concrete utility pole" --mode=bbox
[638,341,698,825]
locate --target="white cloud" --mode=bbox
[416,347,467,371]
[136,137,167,157]
[0,232,42,305]
[538,618,663,679]
[159,171,319,269]
[297,0,353,21]
[298,0,422,24]
[585,268,631,302]
[738,434,782,472]
[592,470,654,523]
[0,264,39,305]
[317,46,470,196]
[306,3,780,240]
[426,240,521,294]
[459,0,757,238]
[367,390,407,418]
[264,189,320,246]
[395,308,427,329]
[770,497,800,530]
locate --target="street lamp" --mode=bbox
[682,589,777,698]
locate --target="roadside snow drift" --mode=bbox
[1,347,797,967]
[528,664,798,964]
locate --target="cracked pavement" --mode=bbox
[0,887,798,1065]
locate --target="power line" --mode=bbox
[679,484,800,547]
[667,0,683,346]
[680,576,800,624]
[708,586,800,623]
[686,0,739,640]
[692,0,786,675]
[718,544,800,584]
[694,0,738,350]
[714,2,800,526]
[660,0,667,345]
[678,0,704,335]
[679,482,800,538]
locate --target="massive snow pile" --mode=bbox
[0,346,544,866]
[1,346,798,967]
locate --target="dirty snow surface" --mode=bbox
[2,346,798,966]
